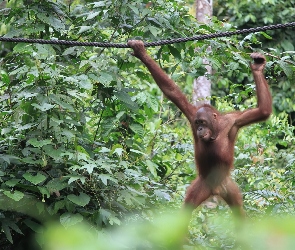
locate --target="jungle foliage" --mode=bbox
[0,0,294,249]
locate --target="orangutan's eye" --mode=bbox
[196,120,206,125]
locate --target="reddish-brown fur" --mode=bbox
[128,40,272,217]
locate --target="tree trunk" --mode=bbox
[0,1,7,9]
[195,0,212,23]
[193,0,213,107]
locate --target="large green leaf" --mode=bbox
[60,213,84,228]
[37,13,65,31]
[76,74,93,90]
[97,72,113,86]
[129,123,144,138]
[46,178,68,193]
[67,175,86,185]
[27,138,51,148]
[23,172,46,185]
[3,190,24,201]
[146,160,158,178]
[67,193,90,207]
[278,60,293,78]
[99,174,118,185]
[5,179,20,187]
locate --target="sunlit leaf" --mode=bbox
[23,172,47,185]
[3,190,24,201]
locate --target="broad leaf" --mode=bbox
[99,174,118,185]
[67,193,90,207]
[97,72,113,86]
[32,103,55,111]
[60,213,83,228]
[67,175,86,184]
[23,172,46,185]
[27,138,51,148]
[5,179,20,187]
[3,190,24,201]
[146,160,158,178]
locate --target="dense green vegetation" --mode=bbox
[0,0,294,249]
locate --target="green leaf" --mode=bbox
[24,24,45,36]
[168,45,181,60]
[4,220,23,235]
[46,178,67,193]
[76,74,92,90]
[154,190,171,201]
[49,94,75,112]
[32,103,55,111]
[67,193,90,207]
[128,4,139,15]
[62,47,78,56]
[111,144,124,157]
[114,91,138,110]
[109,215,121,226]
[81,163,96,174]
[23,219,42,233]
[3,190,24,201]
[260,32,272,40]
[0,219,22,243]
[136,92,159,112]
[146,160,158,178]
[99,208,112,225]
[278,61,293,78]
[19,91,38,99]
[43,145,64,160]
[130,123,144,138]
[60,213,83,228]
[97,72,113,86]
[34,44,56,59]
[13,43,34,53]
[0,70,10,84]
[99,174,118,185]
[93,1,109,7]
[146,93,159,112]
[0,154,19,164]
[281,40,294,51]
[37,13,65,31]
[16,123,37,131]
[23,172,46,185]
[2,223,13,243]
[147,17,162,27]
[86,11,100,20]
[118,190,134,205]
[148,26,160,37]
[67,89,89,101]
[38,186,50,199]
[27,138,51,148]
[5,179,20,187]
[67,175,86,184]
[52,200,66,214]
[99,209,121,226]
[78,26,92,34]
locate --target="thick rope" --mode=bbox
[0,22,294,48]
